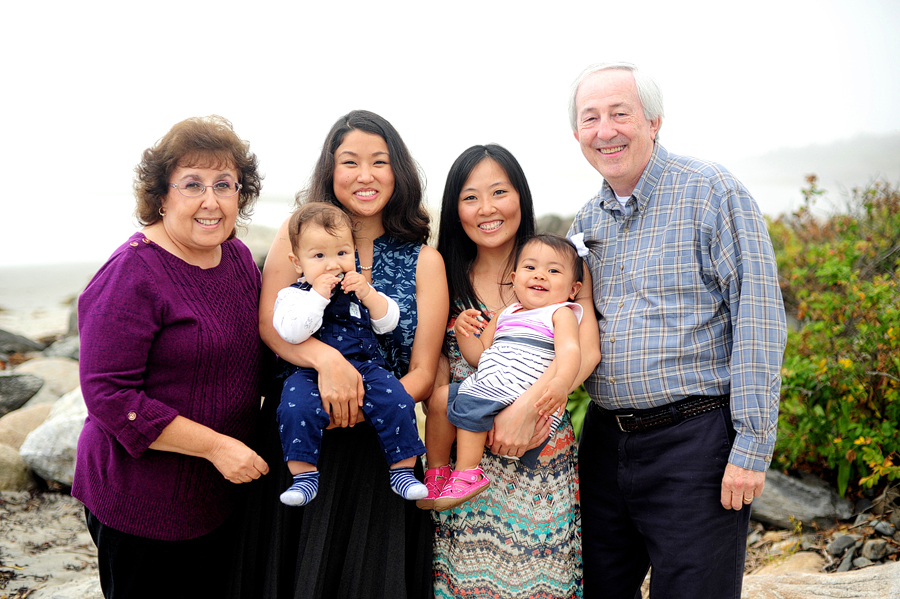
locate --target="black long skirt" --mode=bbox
[229,391,434,599]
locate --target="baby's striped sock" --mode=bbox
[280,471,320,506]
[389,467,428,500]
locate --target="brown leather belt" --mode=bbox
[600,395,730,433]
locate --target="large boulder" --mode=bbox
[751,469,853,530]
[742,559,900,598]
[43,335,80,361]
[239,223,278,270]
[15,356,80,407]
[0,403,52,449]
[19,387,87,485]
[0,327,46,354]
[0,372,45,416]
[0,443,34,491]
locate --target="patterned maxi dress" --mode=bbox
[230,235,433,599]
[432,302,583,599]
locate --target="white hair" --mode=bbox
[568,62,665,132]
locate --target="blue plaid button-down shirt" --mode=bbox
[569,143,787,471]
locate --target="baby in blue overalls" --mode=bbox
[273,203,427,506]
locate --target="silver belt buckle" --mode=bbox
[615,414,634,432]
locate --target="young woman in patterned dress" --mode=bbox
[429,144,600,598]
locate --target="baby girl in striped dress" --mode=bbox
[420,234,588,511]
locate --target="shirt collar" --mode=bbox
[597,143,668,216]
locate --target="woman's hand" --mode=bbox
[487,395,547,458]
[207,434,270,484]
[316,351,365,428]
[150,415,268,484]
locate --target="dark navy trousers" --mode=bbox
[578,401,751,599]
[276,290,424,468]
[278,355,424,467]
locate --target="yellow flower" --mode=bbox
[838,358,853,369]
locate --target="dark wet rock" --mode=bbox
[0,372,44,416]
[826,534,859,557]
[836,546,856,572]
[43,335,80,361]
[860,539,888,561]
[0,328,46,354]
[751,470,854,530]
[874,520,896,536]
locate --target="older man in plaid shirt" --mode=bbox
[568,62,787,599]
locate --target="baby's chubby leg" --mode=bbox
[424,385,456,469]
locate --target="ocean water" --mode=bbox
[1,194,296,339]
[0,262,101,339]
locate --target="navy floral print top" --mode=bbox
[359,235,421,378]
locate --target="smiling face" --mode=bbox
[161,161,239,259]
[289,221,357,283]
[457,158,522,255]
[573,69,661,197]
[332,129,395,219]
[511,240,582,310]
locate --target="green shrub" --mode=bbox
[568,385,591,440]
[772,176,900,496]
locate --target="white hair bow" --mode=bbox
[569,232,590,257]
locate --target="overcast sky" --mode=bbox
[3,0,899,266]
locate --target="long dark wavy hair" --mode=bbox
[436,144,537,311]
[296,110,429,245]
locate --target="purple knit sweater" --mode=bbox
[72,232,263,541]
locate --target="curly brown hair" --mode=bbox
[133,115,263,237]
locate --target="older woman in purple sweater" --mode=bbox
[73,116,268,599]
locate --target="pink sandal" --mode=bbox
[416,465,452,510]
[433,466,490,511]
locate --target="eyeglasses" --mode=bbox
[169,180,242,198]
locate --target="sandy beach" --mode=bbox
[0,491,100,598]
[1,263,102,598]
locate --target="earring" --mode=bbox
[159,207,166,217]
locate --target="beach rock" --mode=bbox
[43,335,80,361]
[753,551,825,575]
[37,576,103,599]
[826,534,859,556]
[741,559,900,598]
[67,296,80,338]
[15,356,80,407]
[239,223,278,270]
[836,547,856,572]
[0,443,34,490]
[861,539,888,561]
[0,327,46,354]
[0,402,52,449]
[874,520,896,536]
[20,387,86,485]
[0,372,45,416]
[751,469,853,530]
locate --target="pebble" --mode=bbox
[827,534,858,556]
[874,520,896,536]
[837,547,856,572]
[861,539,888,561]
